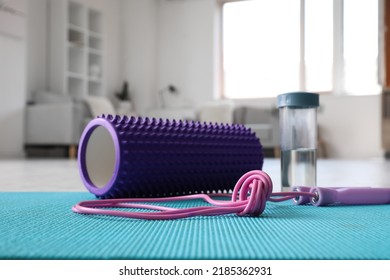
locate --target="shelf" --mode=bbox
[88,52,102,79]
[89,77,102,83]
[68,76,85,98]
[68,1,85,28]
[68,28,85,46]
[88,30,102,39]
[88,9,102,34]
[88,81,102,96]
[68,41,84,49]
[67,71,84,79]
[88,35,102,51]
[50,1,104,102]
[68,23,85,33]
[88,47,102,55]
[89,52,102,62]
[68,47,84,74]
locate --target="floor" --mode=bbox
[0,159,83,192]
[1,158,390,192]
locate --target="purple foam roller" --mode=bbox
[78,114,264,199]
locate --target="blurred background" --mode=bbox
[0,0,388,160]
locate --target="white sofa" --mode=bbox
[25,92,92,158]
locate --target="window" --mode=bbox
[221,0,380,98]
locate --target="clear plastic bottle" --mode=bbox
[277,92,319,190]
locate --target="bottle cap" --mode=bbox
[277,92,319,108]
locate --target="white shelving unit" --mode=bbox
[49,0,104,99]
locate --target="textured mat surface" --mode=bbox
[1,192,390,260]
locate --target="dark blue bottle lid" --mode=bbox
[277,92,319,108]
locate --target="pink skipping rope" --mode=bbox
[72,170,314,220]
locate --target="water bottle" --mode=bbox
[277,92,319,190]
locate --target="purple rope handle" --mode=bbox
[72,170,314,220]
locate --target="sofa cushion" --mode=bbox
[84,96,116,117]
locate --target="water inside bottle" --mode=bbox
[281,148,316,189]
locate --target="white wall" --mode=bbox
[0,36,26,158]
[0,0,27,158]
[318,94,382,158]
[120,0,218,113]
[120,0,158,114]
[27,0,47,97]
[157,0,217,108]
[102,0,122,100]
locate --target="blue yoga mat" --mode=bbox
[1,192,389,259]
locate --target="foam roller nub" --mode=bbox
[78,115,264,199]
